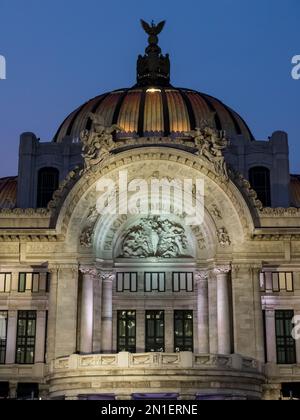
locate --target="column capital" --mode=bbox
[214,265,231,275]
[100,271,115,282]
[79,265,98,277]
[195,271,209,283]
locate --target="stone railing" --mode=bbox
[50,352,263,374]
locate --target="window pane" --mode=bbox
[39,273,46,292]
[173,273,179,292]
[37,167,59,208]
[272,273,279,292]
[117,274,123,292]
[180,273,186,290]
[174,311,193,352]
[145,311,165,352]
[0,274,4,293]
[16,311,36,365]
[275,310,296,364]
[32,274,40,293]
[5,274,11,293]
[152,273,158,290]
[25,274,32,291]
[124,273,130,290]
[279,273,286,291]
[286,273,293,292]
[145,273,151,292]
[131,274,137,292]
[187,274,193,292]
[19,274,26,292]
[117,311,136,352]
[159,273,165,291]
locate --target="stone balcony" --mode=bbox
[48,352,265,400]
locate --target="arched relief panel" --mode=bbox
[59,148,254,256]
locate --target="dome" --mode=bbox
[53,87,254,143]
[53,20,254,143]
[0,176,17,209]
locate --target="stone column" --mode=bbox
[208,273,218,354]
[195,271,209,354]
[136,310,145,353]
[93,273,102,353]
[35,311,47,363]
[165,310,174,353]
[215,266,231,355]
[5,310,18,364]
[46,266,59,363]
[252,266,265,362]
[101,271,114,353]
[79,267,96,354]
[265,309,277,363]
[51,264,79,359]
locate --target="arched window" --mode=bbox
[249,166,271,207]
[37,167,59,208]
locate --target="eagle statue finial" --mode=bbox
[140,19,166,37]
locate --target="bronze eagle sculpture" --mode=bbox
[140,19,166,36]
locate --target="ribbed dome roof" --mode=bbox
[0,176,17,209]
[53,87,254,143]
[53,20,254,144]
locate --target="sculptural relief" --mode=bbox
[120,217,190,258]
[186,120,230,180]
[80,113,122,171]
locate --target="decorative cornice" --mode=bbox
[0,208,50,216]
[0,234,63,242]
[259,207,300,217]
[253,234,300,241]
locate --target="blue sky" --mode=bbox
[0,0,299,176]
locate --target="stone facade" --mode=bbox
[0,146,299,400]
[0,22,300,400]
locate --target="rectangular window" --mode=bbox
[116,273,137,292]
[18,273,48,293]
[117,311,136,353]
[261,272,294,292]
[174,310,194,352]
[0,311,8,364]
[0,273,11,293]
[272,273,294,292]
[144,273,165,292]
[275,310,296,364]
[145,310,164,352]
[15,311,36,364]
[172,273,194,292]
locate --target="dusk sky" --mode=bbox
[0,0,299,177]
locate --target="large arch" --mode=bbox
[50,147,256,259]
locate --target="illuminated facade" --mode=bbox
[0,21,300,400]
